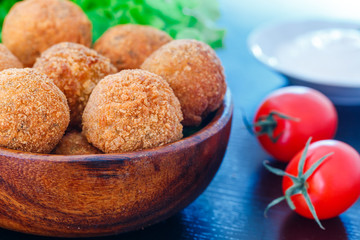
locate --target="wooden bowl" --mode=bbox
[0,90,233,238]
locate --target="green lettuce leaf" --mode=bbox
[73,0,226,48]
[0,0,225,48]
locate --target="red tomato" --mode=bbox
[283,140,360,220]
[253,86,337,162]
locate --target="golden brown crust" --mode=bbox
[94,24,172,71]
[34,42,117,127]
[0,68,70,153]
[141,39,227,126]
[82,69,183,153]
[53,130,102,155]
[2,0,92,67]
[0,44,23,71]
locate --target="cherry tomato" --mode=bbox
[265,139,360,229]
[283,140,360,220]
[253,86,338,162]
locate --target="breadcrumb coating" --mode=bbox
[53,130,102,155]
[0,68,70,153]
[141,39,227,126]
[0,44,23,71]
[2,0,92,67]
[82,69,183,153]
[94,24,172,71]
[34,42,117,127]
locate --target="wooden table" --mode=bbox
[2,0,360,239]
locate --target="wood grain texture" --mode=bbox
[0,91,233,238]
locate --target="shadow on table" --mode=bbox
[0,212,186,240]
[279,213,347,240]
[249,159,287,213]
[244,159,289,239]
[253,160,286,200]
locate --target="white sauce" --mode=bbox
[275,28,360,87]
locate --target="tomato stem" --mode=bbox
[263,160,297,181]
[263,137,334,230]
[264,196,286,217]
[252,111,300,143]
[303,188,325,230]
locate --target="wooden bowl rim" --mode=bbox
[0,89,233,162]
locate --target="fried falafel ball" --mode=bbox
[94,24,172,71]
[141,39,226,126]
[53,130,102,155]
[34,42,117,127]
[0,68,70,153]
[0,44,23,71]
[2,0,92,67]
[82,69,183,153]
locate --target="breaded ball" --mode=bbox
[53,130,102,155]
[0,68,70,153]
[34,42,117,127]
[0,44,23,71]
[2,0,92,67]
[82,69,183,153]
[141,39,227,126]
[94,24,172,71]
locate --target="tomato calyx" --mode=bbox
[263,137,334,230]
[246,111,299,143]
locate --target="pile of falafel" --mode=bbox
[0,0,227,155]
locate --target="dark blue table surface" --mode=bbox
[2,1,360,239]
